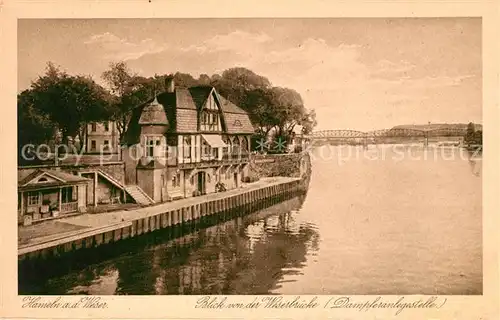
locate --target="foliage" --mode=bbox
[17,89,57,150]
[208,68,316,151]
[102,62,158,140]
[22,62,111,147]
[21,62,317,154]
[465,122,475,141]
[464,122,482,146]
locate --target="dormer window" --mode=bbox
[200,92,222,132]
[201,110,221,131]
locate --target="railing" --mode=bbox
[201,155,217,162]
[178,155,250,170]
[60,201,78,213]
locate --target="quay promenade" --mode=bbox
[18,177,302,260]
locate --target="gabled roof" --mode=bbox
[122,86,255,145]
[224,112,255,134]
[189,86,213,110]
[175,88,198,110]
[217,95,248,115]
[18,169,90,191]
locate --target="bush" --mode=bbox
[294,145,303,153]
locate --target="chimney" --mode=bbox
[165,75,175,93]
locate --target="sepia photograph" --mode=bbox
[16,17,483,296]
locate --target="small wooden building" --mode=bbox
[18,169,90,225]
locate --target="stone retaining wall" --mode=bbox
[249,152,311,180]
[18,178,303,261]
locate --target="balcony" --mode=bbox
[178,154,250,170]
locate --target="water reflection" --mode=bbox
[37,195,318,295]
[21,146,481,295]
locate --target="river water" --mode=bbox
[19,145,482,295]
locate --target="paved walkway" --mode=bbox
[18,177,299,249]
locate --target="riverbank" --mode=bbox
[18,176,302,260]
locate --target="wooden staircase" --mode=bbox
[124,185,155,205]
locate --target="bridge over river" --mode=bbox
[304,127,466,147]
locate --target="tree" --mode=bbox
[209,67,317,151]
[29,62,111,146]
[102,62,157,141]
[17,89,57,155]
[243,88,280,137]
[465,122,475,143]
[211,67,271,110]
[198,74,211,85]
[103,65,317,151]
[474,130,482,145]
[172,72,199,88]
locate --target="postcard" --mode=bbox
[0,0,499,319]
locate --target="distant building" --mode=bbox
[121,76,255,202]
[84,121,119,154]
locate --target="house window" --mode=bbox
[91,140,96,151]
[145,136,162,157]
[212,148,219,159]
[147,138,155,157]
[183,136,192,159]
[104,140,110,150]
[202,141,211,160]
[27,192,39,206]
[91,123,97,132]
[104,122,109,131]
[201,110,221,132]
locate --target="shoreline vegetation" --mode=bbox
[18,61,317,163]
[463,122,483,152]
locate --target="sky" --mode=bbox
[18,18,482,131]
